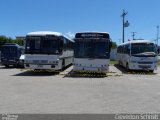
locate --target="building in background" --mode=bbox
[110,48,117,60]
[16,36,25,40]
[16,36,25,46]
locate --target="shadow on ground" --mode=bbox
[12,64,73,77]
[63,70,111,78]
[0,65,17,69]
[114,64,157,75]
[13,69,60,76]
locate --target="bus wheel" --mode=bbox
[149,70,154,73]
[118,60,121,66]
[5,65,9,68]
[126,63,130,72]
[61,59,65,71]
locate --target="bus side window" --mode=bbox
[157,48,160,54]
[109,41,112,51]
[127,45,130,54]
[63,38,67,51]
[59,40,63,53]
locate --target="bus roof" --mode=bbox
[27,31,62,37]
[119,40,154,46]
[26,31,74,42]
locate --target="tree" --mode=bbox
[0,35,24,47]
[111,42,117,48]
[0,35,9,47]
[14,39,24,46]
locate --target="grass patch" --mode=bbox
[110,60,118,65]
[158,61,160,66]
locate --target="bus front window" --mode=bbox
[74,39,110,59]
[25,37,41,54]
[131,43,157,56]
[25,36,60,54]
[2,46,17,54]
[41,40,59,54]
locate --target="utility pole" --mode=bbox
[131,32,136,40]
[121,10,129,43]
[157,25,159,46]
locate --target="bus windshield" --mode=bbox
[74,39,110,59]
[25,36,59,54]
[2,46,17,54]
[131,43,156,55]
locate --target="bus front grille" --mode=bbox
[138,62,153,64]
[138,65,151,68]
[33,60,48,64]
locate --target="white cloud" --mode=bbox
[64,32,75,39]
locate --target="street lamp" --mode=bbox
[121,10,129,43]
[156,25,159,46]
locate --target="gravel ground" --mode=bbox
[0,65,160,114]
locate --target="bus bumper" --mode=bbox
[129,63,157,71]
[73,66,109,73]
[24,64,61,70]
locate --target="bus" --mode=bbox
[117,40,158,72]
[73,32,112,73]
[24,31,74,70]
[1,43,24,67]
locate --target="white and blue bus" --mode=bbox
[117,40,158,72]
[24,31,74,70]
[1,43,24,67]
[73,32,112,73]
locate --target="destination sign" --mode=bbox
[75,32,109,38]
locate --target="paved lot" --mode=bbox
[0,65,160,113]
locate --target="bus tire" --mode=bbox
[5,65,9,68]
[149,70,154,73]
[61,59,65,70]
[126,63,130,72]
[118,60,121,66]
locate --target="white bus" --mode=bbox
[24,31,74,70]
[117,40,158,72]
[73,32,112,73]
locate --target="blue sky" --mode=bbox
[0,0,160,45]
